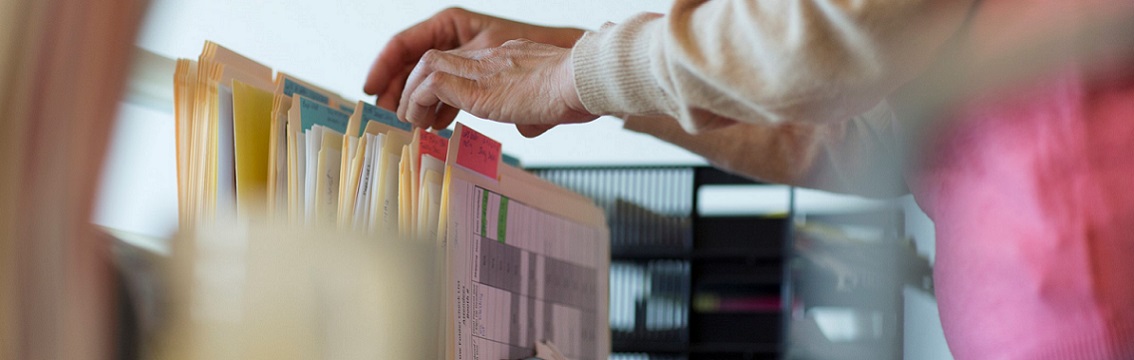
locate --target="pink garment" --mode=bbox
[910,66,1134,358]
[906,0,1134,357]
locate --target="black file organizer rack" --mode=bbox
[530,166,793,360]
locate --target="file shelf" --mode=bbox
[531,166,793,360]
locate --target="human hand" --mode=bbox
[364,7,585,113]
[399,39,598,137]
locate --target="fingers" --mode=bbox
[500,38,536,48]
[398,39,596,133]
[364,29,430,96]
[405,72,480,129]
[433,104,460,131]
[364,7,475,95]
[376,64,413,111]
[398,49,486,122]
[516,124,555,138]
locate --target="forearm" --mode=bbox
[623,101,909,197]
[575,0,973,132]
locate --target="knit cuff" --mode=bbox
[571,13,675,118]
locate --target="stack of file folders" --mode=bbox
[175,41,455,237]
[172,41,611,360]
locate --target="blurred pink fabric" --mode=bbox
[914,69,1134,359]
[910,36,1134,360]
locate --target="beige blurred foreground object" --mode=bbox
[150,223,441,360]
[0,0,149,359]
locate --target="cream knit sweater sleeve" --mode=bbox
[571,0,973,133]
[623,101,910,197]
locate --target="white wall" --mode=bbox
[905,286,954,360]
[902,196,953,359]
[94,101,179,240]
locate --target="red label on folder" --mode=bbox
[419,130,448,162]
[456,125,501,179]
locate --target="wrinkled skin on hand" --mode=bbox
[364,8,594,137]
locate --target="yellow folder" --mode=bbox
[231,80,274,219]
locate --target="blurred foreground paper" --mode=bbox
[153,224,441,360]
[0,0,149,359]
